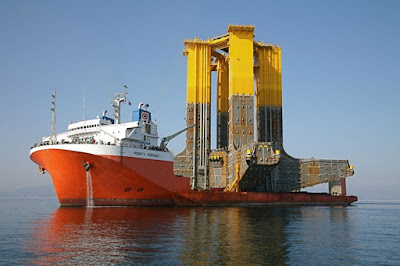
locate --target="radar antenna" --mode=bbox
[112,85,128,124]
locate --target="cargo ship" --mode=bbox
[30,25,357,206]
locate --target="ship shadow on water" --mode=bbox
[25,206,299,264]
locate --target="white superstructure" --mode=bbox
[37,87,160,151]
[41,115,159,149]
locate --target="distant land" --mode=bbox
[0,184,56,198]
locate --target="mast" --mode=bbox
[82,89,86,121]
[112,85,128,124]
[50,89,57,144]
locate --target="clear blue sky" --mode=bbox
[1,0,399,199]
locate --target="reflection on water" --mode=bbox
[14,200,400,264]
[180,207,290,264]
[26,207,293,264]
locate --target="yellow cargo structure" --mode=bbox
[173,25,354,194]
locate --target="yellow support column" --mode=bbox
[226,25,255,185]
[183,39,212,190]
[185,40,212,104]
[227,25,255,96]
[255,44,282,148]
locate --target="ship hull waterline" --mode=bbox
[30,146,357,207]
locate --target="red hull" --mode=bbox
[30,148,190,206]
[31,147,357,206]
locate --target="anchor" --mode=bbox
[38,166,46,174]
[82,160,92,172]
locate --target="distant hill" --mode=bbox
[0,185,56,198]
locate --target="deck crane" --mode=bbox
[159,124,195,150]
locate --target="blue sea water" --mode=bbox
[0,198,399,265]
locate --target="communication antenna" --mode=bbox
[82,89,86,121]
[51,89,57,144]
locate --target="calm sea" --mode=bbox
[0,198,399,265]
